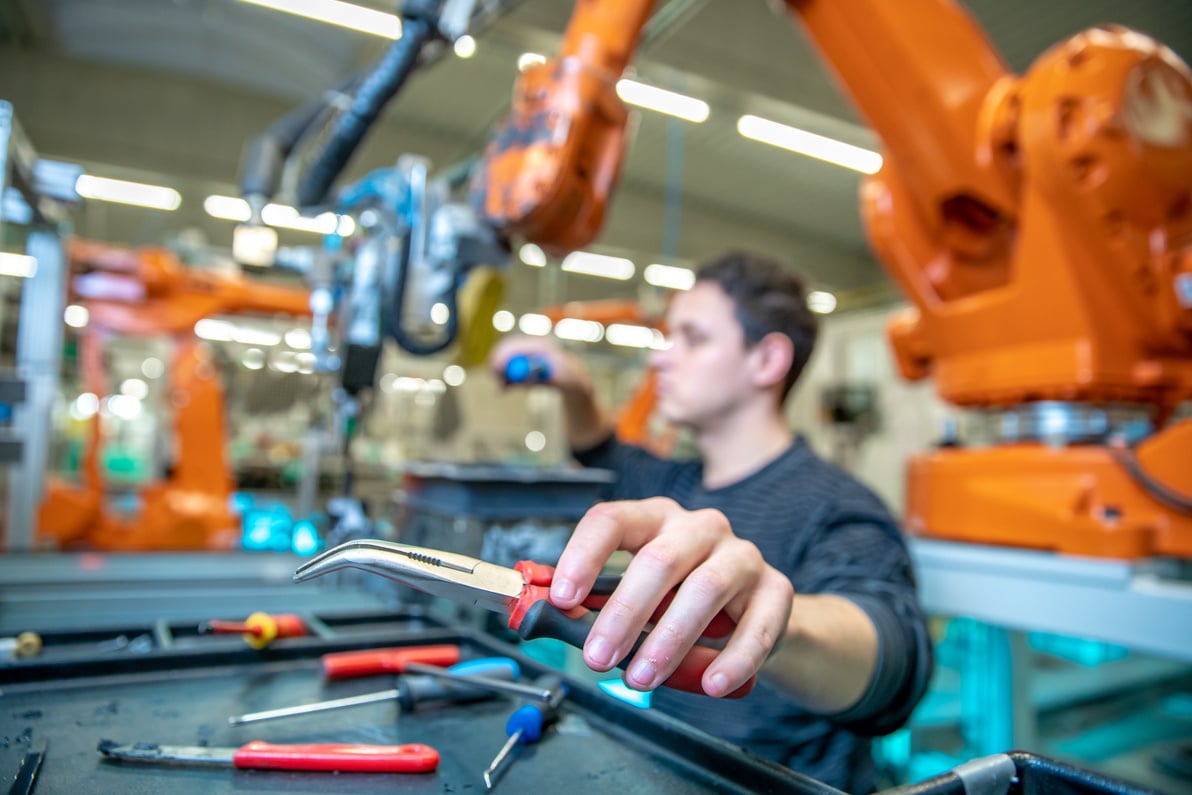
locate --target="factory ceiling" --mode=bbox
[1,0,1191,317]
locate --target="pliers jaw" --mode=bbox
[293,539,525,615]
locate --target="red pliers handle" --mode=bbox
[510,562,754,698]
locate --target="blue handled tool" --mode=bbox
[503,353,551,384]
[483,675,567,789]
[227,657,521,725]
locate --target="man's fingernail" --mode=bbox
[707,672,729,697]
[552,578,577,605]
[587,635,614,668]
[627,658,658,690]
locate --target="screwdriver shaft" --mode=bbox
[402,662,554,701]
[230,689,401,725]
[483,728,523,790]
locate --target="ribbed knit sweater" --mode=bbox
[574,434,933,793]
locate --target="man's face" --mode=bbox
[649,281,754,428]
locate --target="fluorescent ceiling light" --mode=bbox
[63,304,89,328]
[194,319,282,346]
[453,34,476,59]
[233,327,284,346]
[554,318,605,343]
[518,52,547,72]
[605,323,655,349]
[239,0,401,39]
[617,79,709,123]
[519,243,546,267]
[737,115,882,175]
[492,310,515,332]
[0,252,37,278]
[204,195,251,222]
[75,175,181,211]
[205,195,354,236]
[561,251,635,281]
[644,263,694,290]
[260,204,341,235]
[120,378,149,400]
[284,327,312,349]
[807,290,838,314]
[195,319,235,342]
[518,313,552,336]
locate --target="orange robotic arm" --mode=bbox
[39,240,313,551]
[470,0,656,254]
[782,0,1192,557]
[787,0,1192,413]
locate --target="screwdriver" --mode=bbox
[200,612,306,649]
[98,738,439,773]
[321,643,461,678]
[483,675,567,789]
[227,657,521,725]
[504,353,552,385]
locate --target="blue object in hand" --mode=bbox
[504,353,551,385]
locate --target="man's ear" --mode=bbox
[750,332,794,391]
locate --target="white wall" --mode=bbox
[787,304,954,514]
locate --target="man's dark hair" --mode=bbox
[695,249,819,402]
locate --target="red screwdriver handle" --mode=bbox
[514,561,737,639]
[233,741,440,772]
[321,644,461,679]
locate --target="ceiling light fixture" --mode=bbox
[617,79,709,123]
[737,115,882,175]
[519,243,547,267]
[561,251,635,281]
[643,263,695,290]
[492,310,515,332]
[239,0,401,39]
[0,252,38,279]
[554,318,605,343]
[518,313,552,336]
[605,323,655,348]
[75,175,181,211]
[518,52,547,72]
[205,195,354,236]
[806,290,838,314]
[453,34,476,58]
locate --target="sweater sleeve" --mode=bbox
[787,501,934,736]
[572,434,684,501]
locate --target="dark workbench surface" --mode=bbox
[0,609,841,795]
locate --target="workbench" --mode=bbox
[0,607,839,794]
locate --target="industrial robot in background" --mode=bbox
[241,0,1191,559]
[37,239,312,551]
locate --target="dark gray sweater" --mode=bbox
[574,434,933,793]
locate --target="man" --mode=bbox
[489,249,932,792]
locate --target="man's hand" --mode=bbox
[549,497,794,697]
[487,335,611,450]
[488,335,589,393]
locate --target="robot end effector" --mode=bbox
[234,0,516,395]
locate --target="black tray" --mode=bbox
[0,608,841,794]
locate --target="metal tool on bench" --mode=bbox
[483,675,567,789]
[227,657,521,725]
[318,643,553,700]
[293,539,753,697]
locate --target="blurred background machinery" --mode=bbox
[2,1,1191,791]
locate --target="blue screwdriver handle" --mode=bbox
[505,675,566,744]
[504,353,552,385]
